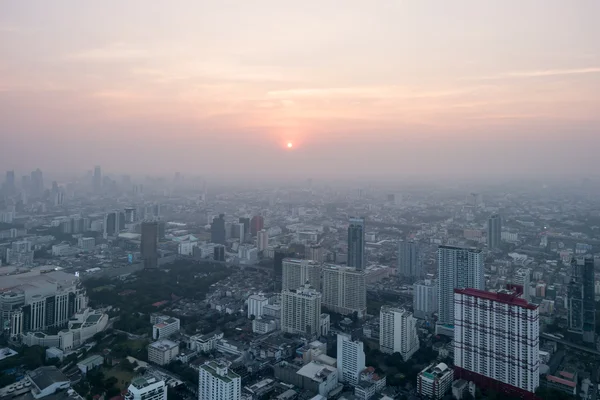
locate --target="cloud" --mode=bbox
[468,67,600,81]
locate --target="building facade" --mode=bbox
[282,259,322,291]
[281,284,322,337]
[454,288,540,397]
[417,362,454,400]
[322,265,367,317]
[198,360,241,400]
[247,293,269,319]
[337,333,366,386]
[379,306,420,360]
[568,256,596,343]
[257,229,269,251]
[398,240,420,279]
[487,214,502,249]
[413,279,438,319]
[347,217,365,270]
[141,221,159,269]
[147,340,179,366]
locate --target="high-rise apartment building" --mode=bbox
[250,215,264,236]
[322,265,366,317]
[512,268,531,302]
[347,217,365,270]
[379,306,420,360]
[30,168,44,197]
[124,374,167,400]
[281,283,322,337]
[198,360,241,400]
[257,229,269,251]
[337,333,366,385]
[437,246,484,335]
[103,211,121,238]
[141,221,159,269]
[211,214,226,245]
[568,256,596,343]
[487,214,502,249]
[398,240,420,279]
[454,288,540,397]
[282,258,321,291]
[247,293,269,319]
[413,279,438,319]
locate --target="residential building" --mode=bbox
[252,317,278,334]
[125,374,167,400]
[454,288,540,397]
[306,244,325,263]
[250,215,264,236]
[398,240,420,279]
[281,283,322,337]
[568,256,596,343]
[296,361,339,397]
[347,217,365,270]
[78,237,95,251]
[379,306,419,360]
[413,279,437,319]
[512,268,531,302]
[103,211,121,238]
[354,367,387,400]
[152,317,180,340]
[141,221,159,269]
[282,258,321,291]
[487,214,502,249]
[247,293,269,319]
[147,340,179,366]
[437,245,484,335]
[257,229,269,251]
[322,264,366,317]
[336,333,365,386]
[211,214,226,245]
[198,360,241,400]
[417,362,454,400]
[213,245,225,262]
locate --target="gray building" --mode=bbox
[347,217,365,270]
[398,240,420,280]
[487,214,502,249]
[568,256,596,343]
[413,279,437,319]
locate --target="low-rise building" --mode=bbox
[125,374,167,400]
[28,366,70,399]
[148,340,179,366]
[152,317,180,340]
[77,354,104,374]
[417,362,454,400]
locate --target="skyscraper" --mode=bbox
[568,256,596,343]
[281,283,322,336]
[103,211,120,238]
[239,217,250,235]
[141,221,159,269]
[282,258,321,291]
[379,306,420,360]
[211,214,226,245]
[487,214,502,249]
[322,264,366,317]
[512,268,531,302]
[93,166,102,193]
[4,170,15,195]
[347,217,365,270]
[398,240,420,279]
[454,288,540,397]
[250,215,264,236]
[437,245,484,335]
[30,168,44,197]
[257,229,269,251]
[198,360,241,400]
[337,332,366,385]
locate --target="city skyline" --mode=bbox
[1,1,600,179]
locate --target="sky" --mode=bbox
[1,0,599,181]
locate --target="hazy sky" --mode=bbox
[1,1,599,180]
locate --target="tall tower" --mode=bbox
[487,214,502,249]
[210,214,226,245]
[337,332,366,385]
[250,215,264,236]
[379,306,420,361]
[398,240,420,280]
[437,245,484,335]
[322,265,366,317]
[257,229,269,251]
[454,288,540,396]
[282,259,321,291]
[281,283,322,336]
[141,221,159,269]
[568,256,596,343]
[347,217,365,270]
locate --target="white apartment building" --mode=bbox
[322,265,367,317]
[282,259,322,291]
[247,293,269,319]
[437,246,484,335]
[189,331,223,353]
[78,237,96,251]
[454,288,540,395]
[413,279,437,319]
[257,229,269,251]
[417,362,454,400]
[281,284,322,337]
[379,306,419,361]
[124,375,167,400]
[198,360,241,400]
[152,317,180,340]
[252,317,278,334]
[512,268,531,302]
[147,339,179,366]
[337,333,366,386]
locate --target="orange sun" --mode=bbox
[287,142,293,149]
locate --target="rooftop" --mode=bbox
[28,366,69,391]
[148,340,178,351]
[455,288,538,310]
[200,360,240,384]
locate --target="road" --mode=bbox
[540,333,600,356]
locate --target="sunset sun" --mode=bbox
[287,142,293,149]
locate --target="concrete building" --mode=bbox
[77,237,95,251]
[437,246,484,336]
[487,214,502,249]
[568,256,596,343]
[336,333,365,386]
[152,317,180,340]
[211,214,226,245]
[296,361,339,397]
[282,259,322,291]
[417,362,454,400]
[198,360,241,400]
[77,354,104,374]
[141,221,159,269]
[413,279,437,319]
[398,240,420,280]
[379,306,419,360]
[322,265,366,317]
[347,217,365,270]
[257,229,269,251]
[247,293,269,319]
[306,244,325,263]
[512,268,531,302]
[454,288,540,397]
[27,366,70,399]
[147,339,179,366]
[125,374,167,400]
[281,283,322,337]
